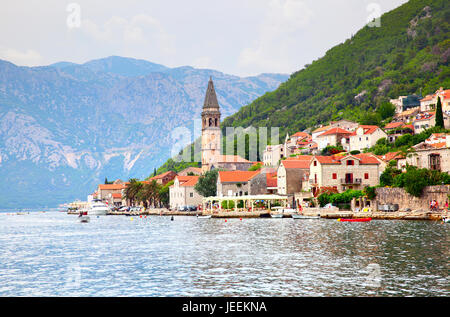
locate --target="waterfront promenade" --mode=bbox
[66,207,450,221]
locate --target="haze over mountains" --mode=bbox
[0,56,288,208]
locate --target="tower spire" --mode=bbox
[203,77,219,109]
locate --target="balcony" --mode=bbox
[340,178,362,185]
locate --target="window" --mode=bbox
[313,161,317,166]
[190,192,194,197]
[364,173,369,179]
[347,160,354,166]
[332,173,337,179]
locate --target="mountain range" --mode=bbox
[0,56,288,209]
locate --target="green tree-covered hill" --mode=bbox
[222,0,449,136]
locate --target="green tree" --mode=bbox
[195,169,218,197]
[377,102,396,120]
[435,97,444,128]
[123,178,143,206]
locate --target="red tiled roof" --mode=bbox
[312,125,331,133]
[111,193,122,199]
[218,170,260,183]
[292,132,310,138]
[352,153,381,165]
[286,155,313,161]
[266,172,277,188]
[281,160,311,169]
[149,171,177,180]
[180,176,199,187]
[317,127,352,137]
[98,184,125,190]
[313,156,341,164]
[384,122,404,130]
[377,151,404,162]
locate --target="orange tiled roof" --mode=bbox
[218,170,260,183]
[111,193,122,199]
[266,172,277,187]
[179,176,199,187]
[286,155,313,161]
[384,122,404,130]
[291,131,310,138]
[352,153,381,165]
[317,127,352,137]
[281,160,311,169]
[148,171,176,181]
[98,184,125,190]
[312,125,331,133]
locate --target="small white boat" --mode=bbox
[197,215,212,219]
[88,200,109,216]
[78,209,90,223]
[270,213,284,218]
[292,214,320,219]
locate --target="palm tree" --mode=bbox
[124,178,143,206]
[137,180,161,208]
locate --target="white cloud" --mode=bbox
[192,56,212,69]
[0,48,43,66]
[238,0,313,74]
[81,14,175,55]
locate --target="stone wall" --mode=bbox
[374,185,450,211]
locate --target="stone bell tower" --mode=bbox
[201,77,221,173]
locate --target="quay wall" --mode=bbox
[374,185,450,211]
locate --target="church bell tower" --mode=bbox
[201,77,221,173]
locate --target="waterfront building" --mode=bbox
[277,158,311,195]
[406,133,450,173]
[309,154,381,195]
[216,170,267,197]
[169,175,203,209]
[96,183,125,203]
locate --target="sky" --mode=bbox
[0,0,408,77]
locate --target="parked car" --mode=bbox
[178,206,189,211]
[119,206,130,212]
[187,205,197,211]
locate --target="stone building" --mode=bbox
[406,133,450,173]
[345,125,387,152]
[216,170,267,197]
[201,77,221,173]
[148,170,177,186]
[315,127,353,151]
[277,158,311,195]
[96,183,125,203]
[169,175,203,209]
[263,144,285,166]
[309,154,381,195]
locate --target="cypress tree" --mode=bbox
[435,97,444,128]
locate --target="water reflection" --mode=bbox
[0,212,448,296]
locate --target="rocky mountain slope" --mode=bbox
[0,56,287,208]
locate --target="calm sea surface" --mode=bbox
[0,211,448,296]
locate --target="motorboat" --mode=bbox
[78,209,90,223]
[292,213,320,219]
[88,200,109,216]
[197,215,212,219]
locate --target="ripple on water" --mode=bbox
[0,213,448,296]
